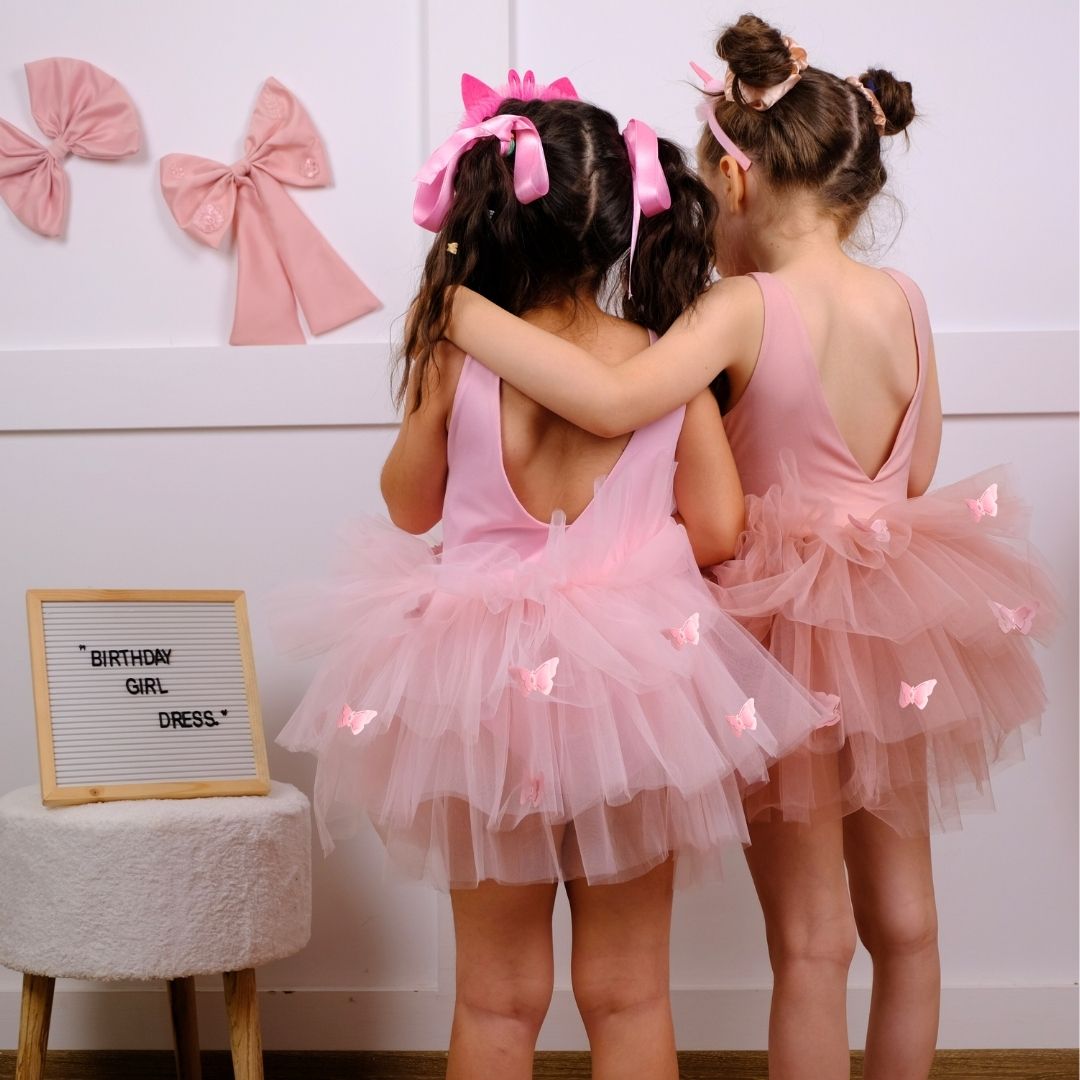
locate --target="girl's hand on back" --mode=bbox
[446,278,764,438]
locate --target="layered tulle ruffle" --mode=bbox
[275,460,836,888]
[710,454,1059,835]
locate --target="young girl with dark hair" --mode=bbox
[276,71,832,1080]
[442,22,1057,1080]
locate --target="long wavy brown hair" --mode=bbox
[399,96,717,411]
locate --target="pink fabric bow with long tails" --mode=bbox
[0,58,140,237]
[622,119,671,298]
[160,78,380,345]
[413,113,549,232]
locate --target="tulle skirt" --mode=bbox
[273,506,837,889]
[710,457,1059,835]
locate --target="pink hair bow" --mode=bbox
[461,69,578,126]
[160,78,380,345]
[690,61,752,171]
[622,119,671,298]
[413,113,549,232]
[0,58,139,237]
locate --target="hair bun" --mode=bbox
[717,14,794,98]
[861,68,915,136]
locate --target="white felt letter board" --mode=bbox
[26,589,271,806]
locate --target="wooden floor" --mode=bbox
[0,1050,1077,1079]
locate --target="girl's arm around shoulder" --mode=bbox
[380,341,465,533]
[673,389,745,567]
[907,313,942,498]
[446,277,763,438]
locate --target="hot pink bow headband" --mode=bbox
[416,69,670,297]
[160,78,380,346]
[0,58,140,237]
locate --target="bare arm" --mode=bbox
[380,343,464,533]
[907,334,942,497]
[446,277,763,438]
[673,390,745,567]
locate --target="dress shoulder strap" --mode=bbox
[881,268,932,359]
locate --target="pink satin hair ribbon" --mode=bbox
[0,58,140,237]
[413,113,549,232]
[622,119,671,298]
[160,78,380,346]
[690,62,753,171]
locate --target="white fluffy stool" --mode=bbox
[0,781,311,1080]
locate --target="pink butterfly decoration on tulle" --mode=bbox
[899,680,937,710]
[663,612,701,649]
[461,69,579,126]
[989,600,1038,635]
[965,483,998,522]
[339,704,378,734]
[510,657,560,698]
[520,773,545,807]
[849,515,891,544]
[726,698,758,736]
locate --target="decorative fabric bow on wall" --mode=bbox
[0,58,140,238]
[160,78,380,345]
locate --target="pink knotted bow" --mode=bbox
[160,78,380,345]
[0,58,139,237]
[622,119,671,298]
[413,113,550,232]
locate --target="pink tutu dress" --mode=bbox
[712,270,1059,835]
[276,354,836,888]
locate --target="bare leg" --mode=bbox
[447,880,558,1080]
[566,859,678,1080]
[844,810,939,1080]
[745,812,856,1080]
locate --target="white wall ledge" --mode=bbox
[2,330,1077,433]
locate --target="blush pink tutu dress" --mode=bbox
[712,270,1059,835]
[275,354,836,888]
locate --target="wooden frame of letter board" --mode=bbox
[26,589,271,806]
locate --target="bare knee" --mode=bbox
[765,904,858,974]
[456,970,553,1037]
[855,893,939,961]
[572,956,670,1027]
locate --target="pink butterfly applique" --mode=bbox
[817,694,843,728]
[988,600,1038,635]
[510,657,559,698]
[339,704,378,734]
[520,773,545,808]
[965,483,998,522]
[663,612,701,649]
[898,680,937,710]
[849,515,891,543]
[726,698,758,736]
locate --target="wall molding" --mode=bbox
[2,330,1076,433]
[0,985,1074,1051]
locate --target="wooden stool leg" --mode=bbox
[167,976,202,1080]
[15,972,54,1080]
[223,968,263,1080]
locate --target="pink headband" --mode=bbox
[461,68,579,126]
[622,119,671,298]
[690,62,752,171]
[160,78,380,346]
[413,113,550,232]
[691,39,808,170]
[0,58,140,237]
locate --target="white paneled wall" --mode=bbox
[1,0,1076,1051]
